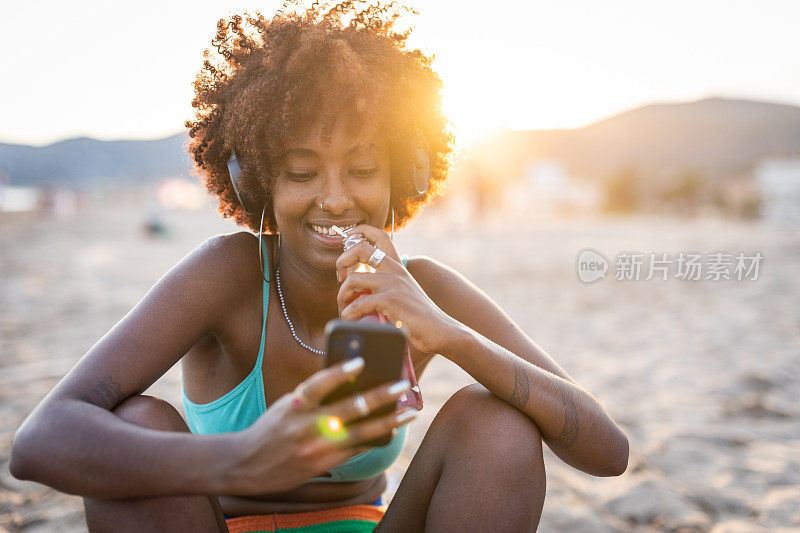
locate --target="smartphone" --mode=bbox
[321,318,407,446]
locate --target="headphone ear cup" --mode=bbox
[227,153,263,215]
[412,147,431,196]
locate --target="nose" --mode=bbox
[318,169,354,214]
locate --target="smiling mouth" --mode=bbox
[308,223,358,237]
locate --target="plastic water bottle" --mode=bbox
[334,227,423,410]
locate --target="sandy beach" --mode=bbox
[1,188,799,532]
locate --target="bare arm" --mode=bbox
[441,325,628,476]
[409,256,629,477]
[8,233,252,498]
[11,397,235,498]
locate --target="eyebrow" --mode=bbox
[284,143,378,159]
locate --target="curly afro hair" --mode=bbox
[185,0,455,234]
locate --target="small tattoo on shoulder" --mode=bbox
[508,358,530,409]
[92,376,123,409]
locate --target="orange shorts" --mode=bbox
[225,504,386,533]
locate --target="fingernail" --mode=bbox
[336,270,340,283]
[396,409,418,423]
[388,379,411,395]
[343,357,365,372]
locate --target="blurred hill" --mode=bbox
[474,97,800,182]
[2,97,800,188]
[0,134,189,188]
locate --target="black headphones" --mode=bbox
[225,146,432,216]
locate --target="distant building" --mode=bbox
[503,159,600,215]
[756,158,800,226]
[0,186,41,212]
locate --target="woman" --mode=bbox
[9,2,629,531]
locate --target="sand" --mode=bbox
[1,186,798,532]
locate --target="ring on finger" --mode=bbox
[367,248,387,269]
[292,383,312,410]
[353,394,370,418]
[342,232,367,251]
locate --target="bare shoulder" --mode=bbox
[206,231,263,270]
[201,230,275,284]
[166,231,260,311]
[404,254,510,331]
[404,255,491,312]
[218,230,267,252]
[195,230,271,316]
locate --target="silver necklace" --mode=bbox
[275,265,326,356]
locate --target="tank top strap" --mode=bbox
[256,236,270,367]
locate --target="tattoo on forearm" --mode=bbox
[508,358,530,409]
[92,376,123,409]
[552,379,579,449]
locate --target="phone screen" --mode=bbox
[321,319,407,445]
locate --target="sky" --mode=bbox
[1,0,799,146]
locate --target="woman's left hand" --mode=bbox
[335,224,460,355]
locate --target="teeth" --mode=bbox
[311,223,357,236]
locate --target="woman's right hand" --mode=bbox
[226,357,417,495]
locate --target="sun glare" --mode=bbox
[441,81,504,149]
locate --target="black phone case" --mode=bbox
[321,319,407,446]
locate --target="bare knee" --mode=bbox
[440,384,542,437]
[84,397,223,532]
[112,395,189,433]
[425,384,546,530]
[436,384,544,471]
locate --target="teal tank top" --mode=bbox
[181,236,409,482]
